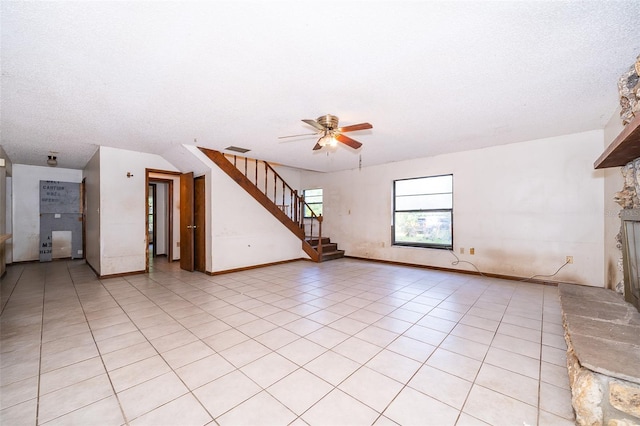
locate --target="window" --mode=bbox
[393,174,453,249]
[303,188,323,217]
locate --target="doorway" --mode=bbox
[146,169,180,273]
[147,182,171,259]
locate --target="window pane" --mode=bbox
[305,203,323,217]
[395,175,452,196]
[304,189,323,204]
[304,189,323,217]
[396,193,452,210]
[394,211,452,246]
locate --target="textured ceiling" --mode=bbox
[1,1,639,172]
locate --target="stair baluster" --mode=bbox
[200,149,344,262]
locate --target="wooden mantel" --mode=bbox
[595,113,640,169]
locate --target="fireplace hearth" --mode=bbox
[559,284,640,425]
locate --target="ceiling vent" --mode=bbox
[225,146,251,154]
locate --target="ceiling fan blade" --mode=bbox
[312,136,323,150]
[278,132,319,139]
[335,133,363,149]
[302,119,326,131]
[337,122,373,133]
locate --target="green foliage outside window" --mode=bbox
[304,188,323,218]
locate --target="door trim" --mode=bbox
[145,169,181,273]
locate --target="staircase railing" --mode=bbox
[194,147,323,262]
[213,151,323,259]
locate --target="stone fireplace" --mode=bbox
[561,56,640,426]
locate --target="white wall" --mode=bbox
[83,149,101,272]
[208,160,307,273]
[12,165,83,262]
[603,107,625,289]
[300,130,606,286]
[98,147,178,276]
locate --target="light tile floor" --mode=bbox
[1,258,575,425]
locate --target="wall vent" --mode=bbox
[225,146,251,154]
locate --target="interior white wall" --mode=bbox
[12,165,83,262]
[300,130,605,286]
[83,149,101,273]
[603,107,625,289]
[208,160,307,273]
[98,147,178,276]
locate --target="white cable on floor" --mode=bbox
[448,250,571,282]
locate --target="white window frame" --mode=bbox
[392,174,453,249]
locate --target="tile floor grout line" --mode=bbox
[2,258,575,426]
[295,277,462,424]
[0,264,26,316]
[33,264,46,426]
[103,272,219,424]
[66,262,132,426]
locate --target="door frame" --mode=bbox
[148,183,157,258]
[145,169,180,273]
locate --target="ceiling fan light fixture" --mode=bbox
[318,132,336,147]
[47,155,57,167]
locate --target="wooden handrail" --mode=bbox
[203,149,323,261]
[222,153,322,234]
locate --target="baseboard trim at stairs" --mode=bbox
[206,257,307,276]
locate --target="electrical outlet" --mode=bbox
[460,247,465,254]
[469,247,475,255]
[566,256,573,264]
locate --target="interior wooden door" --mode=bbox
[180,172,194,271]
[194,176,206,273]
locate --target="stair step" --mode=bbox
[318,243,338,252]
[320,250,345,262]
[307,237,330,246]
[306,236,344,262]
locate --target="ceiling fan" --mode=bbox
[279,114,372,150]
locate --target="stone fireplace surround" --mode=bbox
[562,153,640,425]
[559,284,640,425]
[568,55,640,426]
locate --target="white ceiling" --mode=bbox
[1,1,639,173]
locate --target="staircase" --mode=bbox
[199,148,343,262]
[307,237,345,262]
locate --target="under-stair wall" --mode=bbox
[200,149,347,263]
[202,151,310,273]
